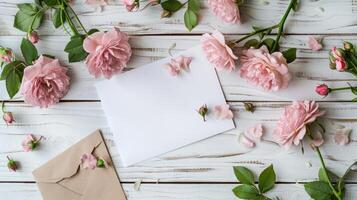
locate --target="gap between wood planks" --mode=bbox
[1,181,357,184]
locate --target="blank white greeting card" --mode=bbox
[96,46,235,167]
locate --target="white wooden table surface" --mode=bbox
[1,0,357,199]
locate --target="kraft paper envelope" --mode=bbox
[33,130,126,200]
[96,46,235,167]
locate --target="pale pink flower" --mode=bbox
[85,0,108,6]
[307,36,322,51]
[239,46,292,91]
[315,84,330,96]
[165,56,192,76]
[28,31,39,44]
[21,56,70,108]
[83,28,132,79]
[214,104,233,119]
[247,124,264,140]
[201,30,238,72]
[81,153,98,170]
[3,112,15,125]
[333,128,351,146]
[239,134,255,148]
[22,134,42,152]
[274,101,325,149]
[208,0,240,24]
[122,0,137,11]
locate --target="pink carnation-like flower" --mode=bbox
[307,36,322,51]
[315,84,330,96]
[201,30,238,72]
[85,0,108,6]
[247,124,264,140]
[122,0,138,11]
[214,104,234,119]
[81,153,98,170]
[208,0,240,24]
[21,56,70,108]
[239,46,292,91]
[83,28,132,79]
[165,56,192,76]
[274,101,325,149]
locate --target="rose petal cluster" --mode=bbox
[3,111,15,125]
[207,0,240,24]
[239,45,292,91]
[122,0,138,11]
[21,56,70,108]
[239,124,264,148]
[214,104,234,119]
[329,47,347,72]
[166,56,192,76]
[81,153,108,169]
[22,134,42,152]
[274,101,325,149]
[307,36,322,51]
[201,30,238,72]
[83,28,132,79]
[315,84,330,96]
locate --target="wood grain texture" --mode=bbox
[1,0,357,36]
[1,35,357,101]
[0,102,356,182]
[1,183,357,200]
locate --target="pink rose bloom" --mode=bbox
[214,104,234,119]
[330,47,347,72]
[201,30,238,72]
[81,153,98,170]
[307,36,322,51]
[208,0,240,24]
[85,0,108,6]
[166,56,192,76]
[21,56,70,108]
[122,0,137,11]
[239,46,292,91]
[274,101,325,148]
[83,28,132,79]
[247,124,264,140]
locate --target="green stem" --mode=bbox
[232,24,280,46]
[330,86,356,92]
[1,102,4,113]
[27,8,48,34]
[272,0,296,52]
[61,2,79,36]
[63,1,88,34]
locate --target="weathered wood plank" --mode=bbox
[1,35,357,101]
[1,183,357,200]
[1,0,357,36]
[0,102,356,182]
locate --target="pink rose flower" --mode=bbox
[333,128,351,146]
[21,56,70,108]
[274,101,325,149]
[3,111,15,125]
[208,0,240,24]
[28,31,39,44]
[247,124,264,140]
[307,36,322,51]
[122,0,137,11]
[315,84,330,96]
[330,47,347,72]
[22,134,42,152]
[165,56,192,76]
[81,153,98,170]
[201,30,238,72]
[239,46,292,91]
[83,28,132,79]
[214,104,234,119]
[85,0,108,6]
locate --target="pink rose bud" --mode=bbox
[315,84,330,96]
[335,59,347,72]
[28,31,39,44]
[22,134,42,152]
[197,104,208,122]
[7,156,18,172]
[0,47,13,63]
[3,112,15,125]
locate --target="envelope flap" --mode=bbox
[33,130,103,183]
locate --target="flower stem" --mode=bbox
[330,86,355,92]
[1,102,5,113]
[232,24,279,46]
[61,2,79,36]
[63,1,88,34]
[272,0,297,52]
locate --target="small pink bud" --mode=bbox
[22,134,42,152]
[6,156,18,172]
[315,84,330,96]
[3,112,15,125]
[28,31,39,44]
[335,58,347,72]
[0,48,13,63]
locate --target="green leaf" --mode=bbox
[0,63,13,80]
[43,0,60,7]
[52,8,66,28]
[338,161,357,193]
[233,166,255,185]
[64,36,88,63]
[161,0,183,12]
[232,184,260,199]
[244,39,260,49]
[0,61,24,81]
[260,38,278,53]
[184,10,198,32]
[292,0,299,11]
[353,97,357,102]
[88,28,100,35]
[318,167,338,184]
[14,5,44,32]
[258,165,276,193]
[6,70,21,99]
[188,0,200,13]
[21,38,39,65]
[282,48,297,63]
[347,83,357,95]
[304,181,333,200]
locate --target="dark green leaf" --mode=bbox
[244,39,260,49]
[42,54,56,59]
[304,181,333,200]
[292,0,299,11]
[282,48,297,63]
[338,161,357,193]
[184,9,198,32]
[233,166,255,185]
[35,0,44,6]
[260,38,278,53]
[64,36,88,62]
[52,8,66,28]
[0,63,13,80]
[347,83,357,95]
[188,0,200,13]
[258,165,276,193]
[161,0,183,12]
[6,69,21,99]
[21,38,39,65]
[1,61,25,81]
[14,6,44,32]
[43,0,60,7]
[353,97,357,102]
[232,184,260,199]
[318,168,338,183]
[88,29,100,35]
[17,3,38,15]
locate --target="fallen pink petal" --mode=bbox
[333,128,351,146]
[247,124,264,140]
[308,36,323,51]
[214,104,234,119]
[239,134,255,148]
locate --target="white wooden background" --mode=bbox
[1,0,357,199]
